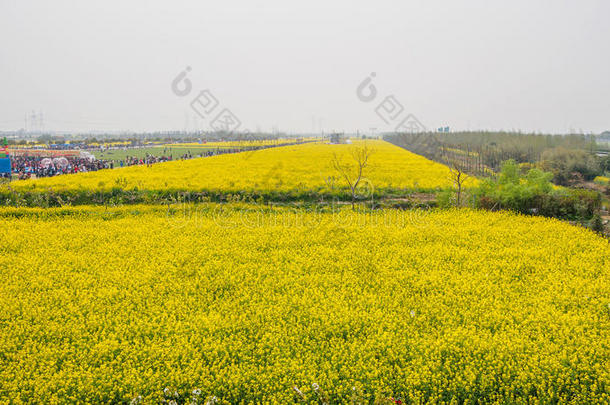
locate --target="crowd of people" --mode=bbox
[10,156,114,180]
[121,155,173,167]
[9,153,190,179]
[120,150,221,167]
[4,145,272,181]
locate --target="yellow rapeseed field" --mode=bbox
[0,204,608,403]
[10,140,470,197]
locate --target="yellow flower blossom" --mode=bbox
[11,140,474,198]
[0,204,607,403]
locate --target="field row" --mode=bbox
[8,141,471,201]
[0,204,608,403]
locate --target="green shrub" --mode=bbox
[474,160,601,220]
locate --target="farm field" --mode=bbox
[164,138,316,148]
[93,139,317,161]
[93,146,229,161]
[5,1,610,403]
[0,204,608,403]
[9,140,472,201]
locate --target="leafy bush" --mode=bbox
[540,147,601,185]
[475,160,601,220]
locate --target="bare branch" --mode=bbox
[331,144,374,209]
[444,156,469,207]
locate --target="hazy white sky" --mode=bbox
[1,0,609,134]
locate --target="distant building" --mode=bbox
[599,131,610,141]
[329,133,346,144]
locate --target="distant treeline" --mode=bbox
[385,131,609,185]
[4,131,302,145]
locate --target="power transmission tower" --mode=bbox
[30,110,37,137]
[39,110,44,133]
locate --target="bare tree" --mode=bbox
[445,157,469,207]
[331,144,373,209]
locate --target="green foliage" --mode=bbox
[475,160,601,220]
[589,214,605,235]
[478,160,553,209]
[386,132,608,182]
[436,188,454,209]
[540,147,601,185]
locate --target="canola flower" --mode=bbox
[0,204,608,403]
[10,140,473,198]
[89,141,133,147]
[594,176,609,186]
